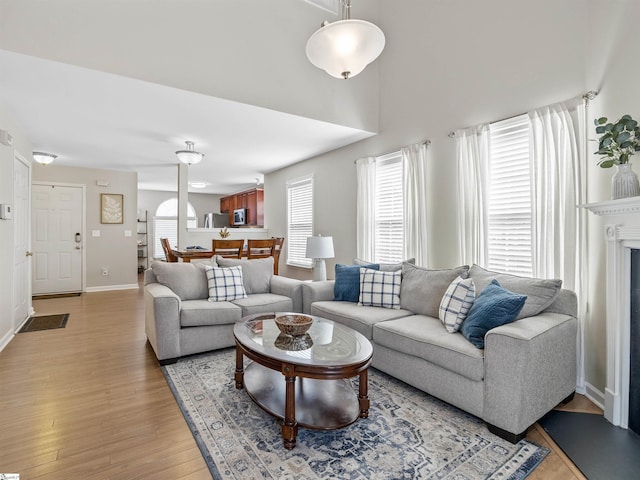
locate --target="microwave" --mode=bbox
[233,208,246,225]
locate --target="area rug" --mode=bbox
[18,313,69,333]
[163,349,548,479]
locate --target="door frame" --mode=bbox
[32,181,87,294]
[13,152,33,332]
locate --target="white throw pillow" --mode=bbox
[439,276,476,333]
[204,265,247,302]
[358,269,402,309]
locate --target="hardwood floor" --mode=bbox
[0,282,601,479]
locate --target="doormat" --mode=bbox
[539,410,640,480]
[19,314,69,333]
[33,292,81,300]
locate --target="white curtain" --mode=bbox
[356,157,376,262]
[455,124,490,267]
[529,99,587,391]
[401,143,429,266]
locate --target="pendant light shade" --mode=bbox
[175,141,204,165]
[305,0,385,80]
[33,152,57,165]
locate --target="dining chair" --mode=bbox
[160,237,178,262]
[212,239,244,259]
[247,239,276,260]
[272,237,285,275]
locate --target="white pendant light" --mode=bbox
[33,152,57,165]
[175,141,204,165]
[305,0,385,80]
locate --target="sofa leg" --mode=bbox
[159,357,178,366]
[561,391,575,405]
[486,423,527,444]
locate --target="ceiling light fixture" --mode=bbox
[175,141,204,165]
[305,0,385,80]
[33,152,58,165]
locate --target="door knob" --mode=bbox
[25,251,33,256]
[75,245,81,250]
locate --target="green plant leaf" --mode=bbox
[621,114,632,121]
[595,126,606,134]
[605,123,614,132]
[618,131,631,143]
[598,159,615,168]
[614,122,625,132]
[596,117,608,125]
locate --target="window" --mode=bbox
[286,175,313,268]
[374,153,404,263]
[153,199,197,259]
[487,115,532,276]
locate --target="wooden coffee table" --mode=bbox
[233,312,373,449]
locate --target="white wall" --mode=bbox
[32,164,138,290]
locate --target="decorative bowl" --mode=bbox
[274,314,313,336]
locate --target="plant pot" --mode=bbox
[611,163,640,200]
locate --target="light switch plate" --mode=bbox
[92,230,100,237]
[124,230,132,237]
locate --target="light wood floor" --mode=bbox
[0,282,602,479]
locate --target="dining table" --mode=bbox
[171,248,215,262]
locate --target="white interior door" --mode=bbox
[13,155,31,330]
[32,184,83,295]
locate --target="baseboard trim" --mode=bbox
[85,283,139,293]
[585,382,605,411]
[0,329,15,354]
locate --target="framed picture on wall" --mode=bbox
[101,193,124,224]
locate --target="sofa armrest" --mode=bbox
[301,280,335,314]
[144,283,182,362]
[270,276,304,313]
[483,312,577,436]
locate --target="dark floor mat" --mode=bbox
[539,410,640,480]
[19,314,69,333]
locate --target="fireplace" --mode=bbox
[585,197,640,431]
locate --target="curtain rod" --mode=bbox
[447,90,599,138]
[353,139,431,164]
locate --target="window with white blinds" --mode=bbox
[374,153,404,263]
[153,199,197,259]
[487,114,533,276]
[286,175,314,268]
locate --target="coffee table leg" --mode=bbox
[282,364,298,449]
[235,345,244,389]
[359,369,370,418]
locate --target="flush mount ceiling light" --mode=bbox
[190,182,207,189]
[305,0,385,80]
[33,151,58,165]
[175,141,204,165]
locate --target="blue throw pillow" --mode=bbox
[460,279,527,349]
[334,263,380,302]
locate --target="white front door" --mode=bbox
[13,155,31,330]
[32,184,83,295]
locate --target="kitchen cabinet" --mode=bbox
[220,188,264,226]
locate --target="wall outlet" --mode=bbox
[101,267,109,276]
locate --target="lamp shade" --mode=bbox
[175,141,204,165]
[306,19,385,79]
[33,152,57,165]
[305,235,335,259]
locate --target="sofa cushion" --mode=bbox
[359,269,402,309]
[215,256,274,294]
[180,299,242,327]
[439,276,476,333]
[334,264,379,302]
[373,315,485,382]
[353,257,416,272]
[151,261,208,300]
[460,279,526,349]
[469,264,562,319]
[400,263,470,317]
[205,265,248,301]
[232,293,293,317]
[311,300,412,339]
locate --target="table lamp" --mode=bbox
[305,235,335,281]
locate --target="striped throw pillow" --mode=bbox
[204,265,247,302]
[358,269,402,309]
[439,276,476,333]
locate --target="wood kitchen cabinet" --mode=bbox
[220,188,264,226]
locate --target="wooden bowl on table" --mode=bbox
[274,314,313,337]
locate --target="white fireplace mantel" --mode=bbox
[583,196,640,428]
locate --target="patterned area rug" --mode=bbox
[163,348,548,479]
[18,313,69,333]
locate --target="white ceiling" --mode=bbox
[0,48,375,194]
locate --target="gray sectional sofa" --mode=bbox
[301,263,578,443]
[144,257,303,365]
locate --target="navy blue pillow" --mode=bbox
[334,263,380,302]
[460,279,526,349]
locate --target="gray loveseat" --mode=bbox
[301,263,578,443]
[144,256,303,364]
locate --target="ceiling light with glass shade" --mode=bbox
[175,141,204,165]
[305,0,385,80]
[33,152,58,165]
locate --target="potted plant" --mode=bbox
[594,115,640,199]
